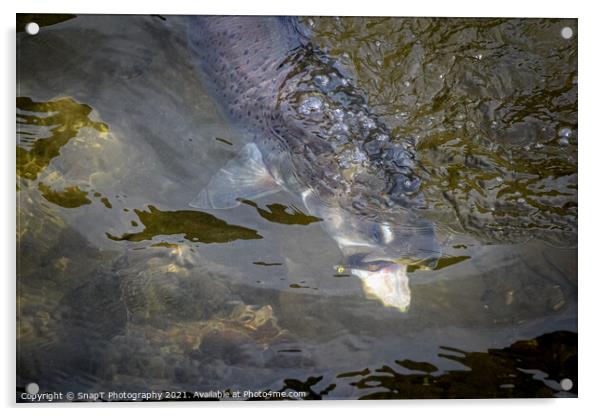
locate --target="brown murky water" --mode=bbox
[17,14,576,400]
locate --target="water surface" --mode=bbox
[17,14,577,400]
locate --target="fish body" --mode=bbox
[187,16,440,311]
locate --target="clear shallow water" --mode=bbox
[17,15,577,400]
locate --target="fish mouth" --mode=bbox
[344,249,440,271]
[350,263,410,312]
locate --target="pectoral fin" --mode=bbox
[351,264,411,312]
[190,143,280,209]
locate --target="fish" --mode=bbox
[187,16,441,311]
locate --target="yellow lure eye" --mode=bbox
[336,265,346,274]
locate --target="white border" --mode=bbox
[5,0,582,17]
[3,0,599,415]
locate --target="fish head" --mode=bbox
[333,216,439,266]
[338,215,439,312]
[307,196,440,312]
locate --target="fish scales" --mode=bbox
[188,16,422,210]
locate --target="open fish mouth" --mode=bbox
[350,263,410,312]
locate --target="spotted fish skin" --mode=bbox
[187,16,422,210]
[187,17,301,135]
[187,16,439,276]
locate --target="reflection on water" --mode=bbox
[16,14,576,401]
[406,254,471,272]
[306,17,577,247]
[341,330,577,399]
[17,96,109,181]
[265,330,576,399]
[241,200,322,226]
[38,183,91,208]
[130,330,576,400]
[253,261,283,266]
[107,205,263,244]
